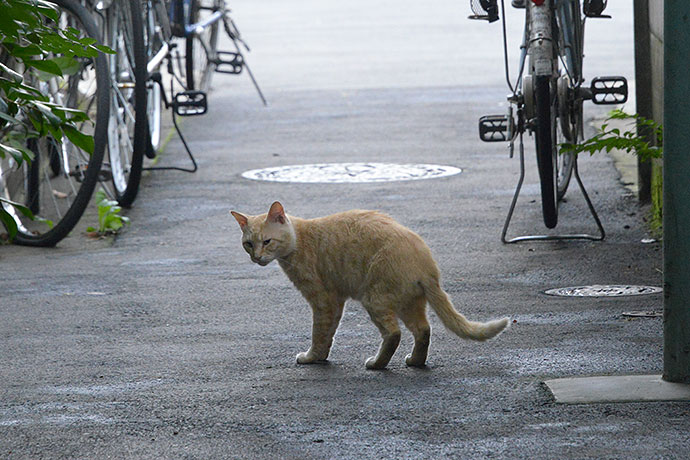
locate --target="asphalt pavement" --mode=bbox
[1,1,687,459]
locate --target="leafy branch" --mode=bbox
[560,109,663,161]
[1,0,112,164]
[1,0,114,241]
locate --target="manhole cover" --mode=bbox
[241,163,462,183]
[544,285,663,297]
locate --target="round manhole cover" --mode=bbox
[544,285,663,297]
[241,163,462,183]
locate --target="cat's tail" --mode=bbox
[421,278,509,341]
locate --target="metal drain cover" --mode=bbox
[544,285,663,297]
[241,163,462,183]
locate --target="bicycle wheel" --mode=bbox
[99,0,148,207]
[185,0,221,91]
[556,114,576,200]
[142,0,166,156]
[0,0,109,247]
[554,0,583,200]
[533,75,558,229]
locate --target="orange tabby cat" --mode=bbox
[231,202,509,369]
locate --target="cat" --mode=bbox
[231,201,509,370]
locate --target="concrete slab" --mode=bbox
[545,374,690,404]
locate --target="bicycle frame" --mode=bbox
[503,0,582,97]
[168,0,224,38]
[146,1,173,74]
[475,0,624,241]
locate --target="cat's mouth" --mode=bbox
[252,257,271,266]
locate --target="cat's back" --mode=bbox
[319,209,402,232]
[313,209,426,250]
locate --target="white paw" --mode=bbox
[365,357,386,370]
[296,352,315,364]
[296,351,328,364]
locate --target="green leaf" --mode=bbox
[0,142,26,164]
[0,61,23,84]
[24,59,63,77]
[30,101,63,127]
[50,56,82,76]
[0,208,18,240]
[0,110,23,126]
[94,44,116,55]
[7,43,44,60]
[62,124,94,155]
[0,194,48,233]
[35,1,60,23]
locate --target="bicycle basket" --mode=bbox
[470,0,499,23]
[584,0,607,17]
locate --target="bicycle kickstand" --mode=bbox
[143,71,200,174]
[500,131,605,243]
[215,13,267,106]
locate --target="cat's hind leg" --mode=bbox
[296,293,345,365]
[398,297,431,367]
[362,304,401,370]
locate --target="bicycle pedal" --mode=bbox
[214,51,244,74]
[173,91,208,117]
[590,76,628,105]
[479,115,514,142]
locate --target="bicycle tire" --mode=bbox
[101,0,148,208]
[534,75,558,229]
[1,0,109,247]
[554,0,582,200]
[185,0,221,91]
[555,75,576,200]
[142,0,166,157]
[25,139,40,215]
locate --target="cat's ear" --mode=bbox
[230,211,248,230]
[267,201,287,225]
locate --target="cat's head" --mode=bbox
[230,201,297,266]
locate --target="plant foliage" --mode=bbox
[87,189,130,236]
[560,109,663,161]
[0,0,112,240]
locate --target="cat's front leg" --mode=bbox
[296,293,344,365]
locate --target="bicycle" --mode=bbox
[140,0,265,177]
[470,0,627,242]
[0,0,110,247]
[88,0,148,208]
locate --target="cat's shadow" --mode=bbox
[296,360,433,374]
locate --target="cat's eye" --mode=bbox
[263,239,272,246]
[243,241,253,248]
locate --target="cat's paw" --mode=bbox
[296,352,315,364]
[296,351,328,364]
[365,357,387,370]
[405,354,426,368]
